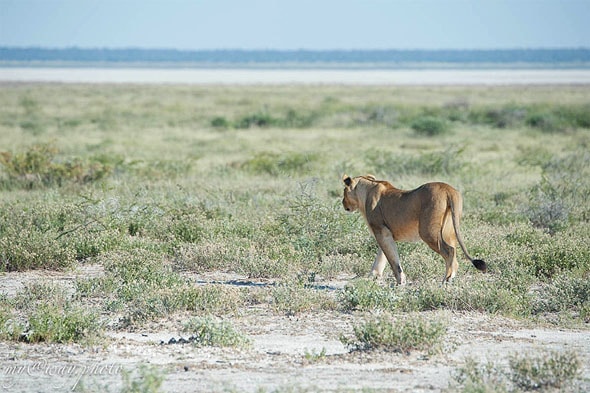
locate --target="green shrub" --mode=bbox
[227,109,317,129]
[411,115,449,136]
[520,234,590,279]
[451,357,508,393]
[123,290,184,326]
[177,285,244,315]
[452,350,581,393]
[341,314,446,354]
[470,106,527,128]
[523,149,590,234]
[0,305,24,341]
[99,251,183,298]
[0,226,76,271]
[0,144,112,189]
[21,303,101,344]
[62,229,122,260]
[12,282,70,310]
[173,242,232,272]
[508,350,581,391]
[182,316,250,348]
[303,347,327,364]
[175,216,296,279]
[453,280,530,316]
[234,245,293,279]
[533,274,590,320]
[559,104,590,128]
[211,116,230,128]
[525,111,560,132]
[524,179,570,234]
[165,209,206,244]
[120,365,165,393]
[235,112,277,128]
[443,99,470,122]
[281,109,317,128]
[1,283,102,344]
[339,279,400,312]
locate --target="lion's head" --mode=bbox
[342,174,375,212]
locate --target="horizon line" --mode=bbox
[2,46,590,52]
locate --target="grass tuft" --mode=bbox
[182,316,250,348]
[341,314,446,354]
[340,279,400,312]
[411,115,449,136]
[452,350,581,392]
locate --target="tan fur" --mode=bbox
[342,174,486,284]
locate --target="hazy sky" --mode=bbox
[1,0,589,50]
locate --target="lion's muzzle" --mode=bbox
[342,198,351,211]
[342,198,357,212]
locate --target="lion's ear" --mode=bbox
[365,174,376,181]
[342,175,352,187]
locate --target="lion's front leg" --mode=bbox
[372,227,407,285]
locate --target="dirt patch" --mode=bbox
[1,270,589,392]
[0,264,104,297]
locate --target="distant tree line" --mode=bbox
[1,47,589,65]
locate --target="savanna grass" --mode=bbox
[0,84,589,330]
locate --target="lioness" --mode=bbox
[342,174,486,284]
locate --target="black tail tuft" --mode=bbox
[472,259,487,273]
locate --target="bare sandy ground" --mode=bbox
[1,268,589,392]
[2,68,590,85]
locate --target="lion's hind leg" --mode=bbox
[419,209,458,284]
[442,243,458,283]
[440,209,459,283]
[421,235,457,283]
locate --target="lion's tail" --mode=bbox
[448,193,487,273]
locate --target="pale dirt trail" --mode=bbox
[1,268,588,392]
